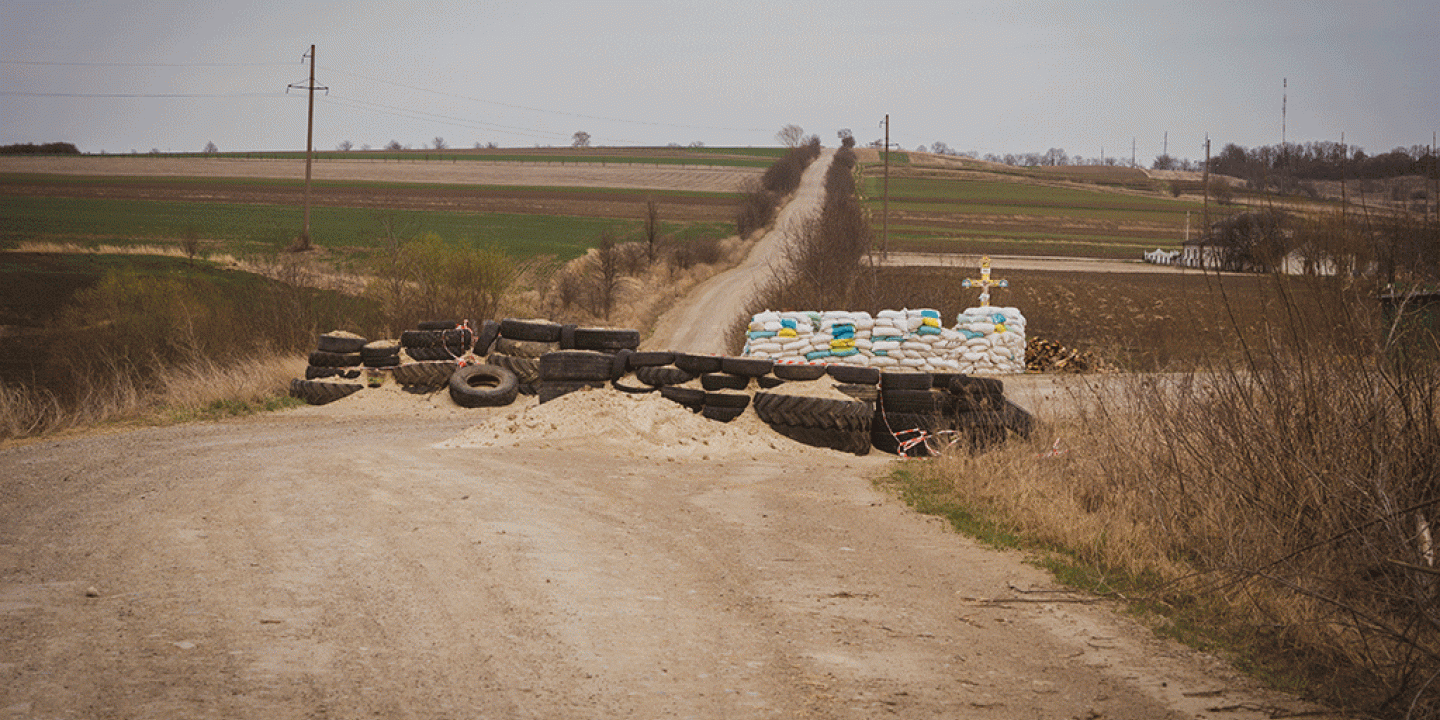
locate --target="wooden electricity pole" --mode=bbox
[288,44,326,250]
[1202,135,1211,242]
[882,114,890,259]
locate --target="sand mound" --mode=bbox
[439,386,836,461]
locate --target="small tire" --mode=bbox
[539,350,614,382]
[448,364,519,408]
[610,348,634,380]
[704,391,751,410]
[417,319,462,331]
[881,388,948,415]
[756,375,786,389]
[628,351,676,368]
[674,353,723,375]
[486,352,541,385]
[405,346,463,362]
[473,320,501,355]
[499,318,562,343]
[316,332,367,354]
[391,361,457,388]
[827,364,880,385]
[305,365,361,380]
[575,327,642,352]
[289,378,363,406]
[401,328,473,348]
[700,373,749,391]
[559,323,578,350]
[635,365,694,387]
[772,363,827,381]
[702,405,746,423]
[308,350,363,368]
[721,356,773,377]
[659,385,704,411]
[881,371,932,391]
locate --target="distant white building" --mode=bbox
[1144,248,1181,265]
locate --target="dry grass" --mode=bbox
[0,351,304,443]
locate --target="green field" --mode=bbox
[110,146,786,167]
[856,158,1224,258]
[0,195,733,260]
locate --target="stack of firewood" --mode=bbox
[1025,337,1102,373]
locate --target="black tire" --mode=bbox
[752,392,872,432]
[754,391,873,455]
[659,385,704,411]
[417,319,462,331]
[703,391,751,410]
[405,346,464,362]
[947,376,1005,412]
[930,372,963,390]
[305,365,362,380]
[473,319,501,355]
[772,363,827,381]
[610,377,656,394]
[289,378,363,406]
[756,375,786,389]
[721,356,773,377]
[360,339,400,359]
[486,352,540,385]
[610,349,634,380]
[363,354,401,369]
[700,372,749,391]
[538,379,605,403]
[827,364,880,385]
[635,364,694,387]
[576,327,642,352]
[316,332,367,353]
[401,328,472,348]
[308,350,363,368]
[767,423,872,455]
[559,323,577,350]
[628,351,676,368]
[881,388,948,415]
[674,353,723,375]
[702,405,746,423]
[499,318,562,343]
[448,364,519,408]
[881,371,932,391]
[491,337,558,359]
[539,351,614,382]
[391,361,457,388]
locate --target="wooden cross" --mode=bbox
[961,255,1008,307]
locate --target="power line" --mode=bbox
[0,59,296,68]
[319,65,767,134]
[0,91,289,98]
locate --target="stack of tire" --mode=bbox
[870,371,1034,456]
[487,319,642,404]
[752,363,875,456]
[619,353,767,423]
[290,331,368,405]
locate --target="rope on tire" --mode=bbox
[876,403,961,459]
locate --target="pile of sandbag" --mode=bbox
[742,307,1027,375]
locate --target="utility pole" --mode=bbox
[1163,131,1168,160]
[882,114,890,259]
[1202,135,1211,243]
[1131,137,1136,168]
[288,44,327,251]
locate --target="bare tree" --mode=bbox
[776,124,805,148]
[337,140,354,152]
[572,131,592,148]
[433,137,447,150]
[385,140,403,151]
[203,141,218,155]
[644,200,661,264]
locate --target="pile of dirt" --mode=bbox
[439,386,838,461]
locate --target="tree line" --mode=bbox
[0,142,80,155]
[1208,141,1438,182]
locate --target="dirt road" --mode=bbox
[0,383,1324,719]
[644,150,835,354]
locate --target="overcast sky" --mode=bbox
[2,1,1436,161]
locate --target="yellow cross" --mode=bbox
[961,255,1008,307]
